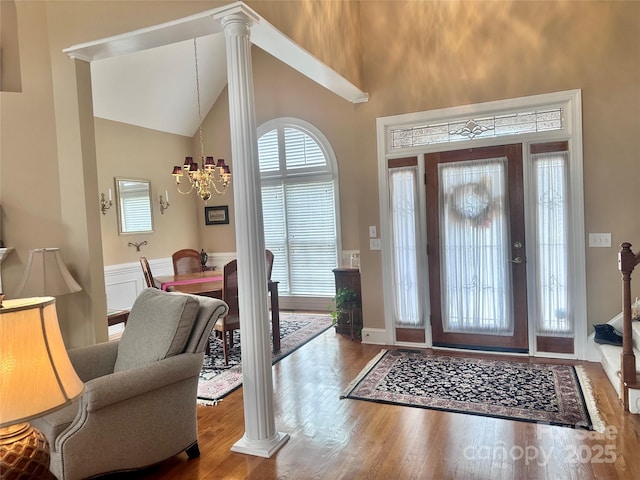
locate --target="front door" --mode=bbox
[426,145,528,352]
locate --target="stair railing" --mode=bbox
[618,242,640,411]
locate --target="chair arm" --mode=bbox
[81,352,204,412]
[68,341,119,382]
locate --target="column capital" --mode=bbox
[215,4,259,31]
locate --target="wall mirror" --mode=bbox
[115,177,154,235]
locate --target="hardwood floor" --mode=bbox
[104,330,640,480]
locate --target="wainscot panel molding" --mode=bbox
[104,258,173,310]
[103,251,339,312]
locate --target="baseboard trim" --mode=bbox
[361,328,387,345]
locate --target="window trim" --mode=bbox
[257,117,343,310]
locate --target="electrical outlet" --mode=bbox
[370,238,381,250]
[588,233,611,248]
[369,226,377,238]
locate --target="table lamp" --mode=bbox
[0,297,85,479]
[13,248,82,297]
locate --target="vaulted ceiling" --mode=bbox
[79,3,368,139]
[90,33,228,138]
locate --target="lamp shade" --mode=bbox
[14,248,82,297]
[0,297,84,427]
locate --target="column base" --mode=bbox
[231,431,289,458]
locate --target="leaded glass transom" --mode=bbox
[391,108,563,149]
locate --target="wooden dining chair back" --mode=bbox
[265,249,274,280]
[213,259,240,365]
[140,256,156,288]
[172,249,201,275]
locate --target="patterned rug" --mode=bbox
[342,349,604,431]
[198,312,333,403]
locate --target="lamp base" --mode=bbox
[0,423,56,479]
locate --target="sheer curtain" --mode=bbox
[533,151,571,335]
[389,166,422,327]
[438,157,513,335]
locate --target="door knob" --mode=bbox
[507,256,523,264]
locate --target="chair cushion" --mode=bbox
[114,288,199,372]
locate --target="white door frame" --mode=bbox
[374,89,587,359]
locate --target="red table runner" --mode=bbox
[160,276,223,291]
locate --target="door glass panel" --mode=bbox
[389,166,422,327]
[534,152,570,335]
[438,157,513,335]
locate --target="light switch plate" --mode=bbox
[370,238,381,250]
[369,226,377,238]
[588,233,611,248]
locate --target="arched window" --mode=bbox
[257,118,340,303]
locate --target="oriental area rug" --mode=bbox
[342,349,604,431]
[198,312,332,404]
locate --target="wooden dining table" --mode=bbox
[153,271,281,352]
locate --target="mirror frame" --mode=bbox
[114,177,154,235]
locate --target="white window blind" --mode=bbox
[118,181,152,232]
[284,127,326,169]
[258,129,280,173]
[286,181,337,295]
[258,121,339,298]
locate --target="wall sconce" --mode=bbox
[100,189,113,215]
[159,190,170,215]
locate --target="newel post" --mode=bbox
[618,242,637,411]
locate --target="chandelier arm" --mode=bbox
[211,182,229,196]
[175,182,195,195]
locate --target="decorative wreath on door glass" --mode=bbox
[447,180,497,228]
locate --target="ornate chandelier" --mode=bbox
[172,39,231,201]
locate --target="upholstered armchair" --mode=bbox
[31,288,228,480]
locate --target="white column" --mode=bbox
[218,10,289,457]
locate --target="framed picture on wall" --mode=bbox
[205,205,229,225]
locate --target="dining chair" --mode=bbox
[213,259,240,365]
[265,249,274,280]
[172,248,201,275]
[140,256,156,288]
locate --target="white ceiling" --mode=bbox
[90,33,228,137]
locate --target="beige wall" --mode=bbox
[0,0,229,347]
[353,0,640,331]
[96,119,200,264]
[1,0,639,348]
[248,0,364,89]
[251,47,362,251]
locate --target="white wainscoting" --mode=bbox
[104,258,172,310]
[104,251,339,312]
